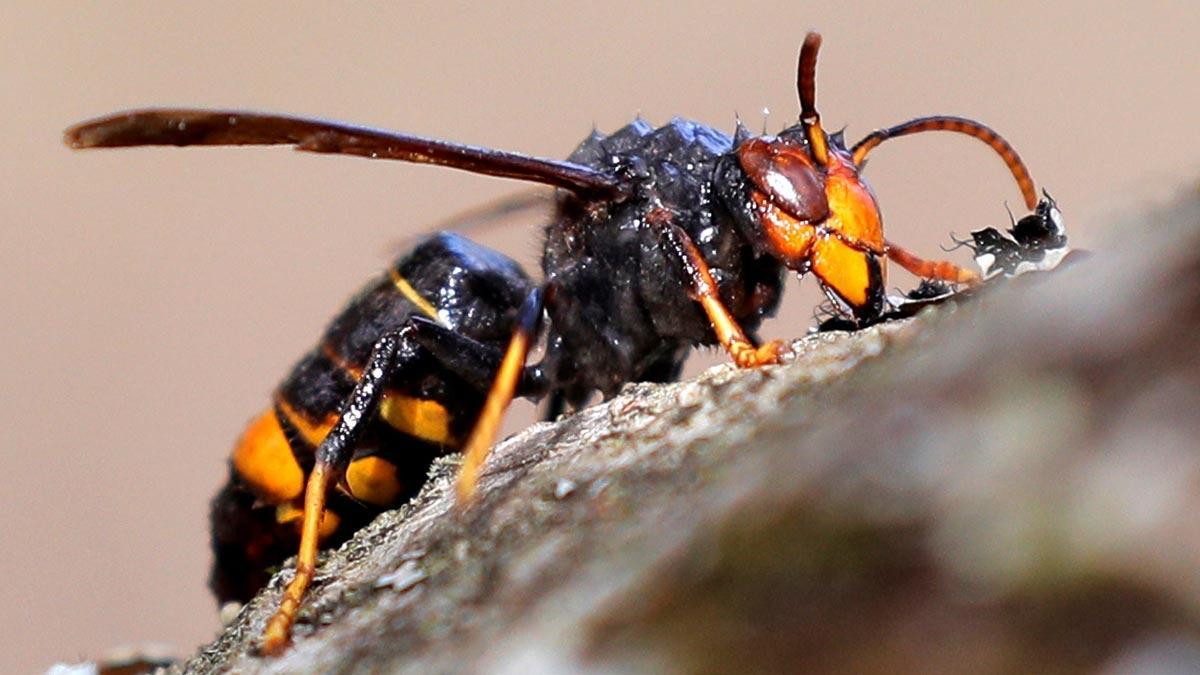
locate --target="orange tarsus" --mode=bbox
[700,295,788,367]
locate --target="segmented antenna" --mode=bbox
[797,32,830,166]
[850,116,1037,209]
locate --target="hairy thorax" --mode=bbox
[542,118,785,401]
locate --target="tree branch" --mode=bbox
[172,190,1200,674]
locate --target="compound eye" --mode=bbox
[738,137,830,223]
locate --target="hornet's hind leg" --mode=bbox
[453,286,548,503]
[260,314,547,654]
[260,325,421,654]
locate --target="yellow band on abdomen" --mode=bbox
[232,409,305,503]
[389,268,443,324]
[379,392,455,446]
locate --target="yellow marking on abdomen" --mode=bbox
[314,343,455,446]
[390,267,444,324]
[379,393,456,446]
[346,455,404,506]
[232,409,305,504]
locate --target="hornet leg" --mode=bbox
[454,286,547,504]
[656,213,785,368]
[261,309,552,652]
[260,325,421,654]
[407,315,548,397]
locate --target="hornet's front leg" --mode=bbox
[654,210,786,368]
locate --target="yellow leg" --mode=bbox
[454,329,531,504]
[454,287,544,505]
[699,296,787,368]
[261,462,329,655]
[666,222,785,367]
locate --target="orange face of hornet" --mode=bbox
[739,135,888,318]
[722,31,1036,322]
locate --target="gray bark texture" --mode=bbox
[174,189,1200,674]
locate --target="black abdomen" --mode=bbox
[210,233,531,602]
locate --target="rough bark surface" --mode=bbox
[169,190,1200,674]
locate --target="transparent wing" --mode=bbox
[382,189,555,262]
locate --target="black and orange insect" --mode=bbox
[64,32,1042,654]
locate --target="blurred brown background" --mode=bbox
[2,2,1197,672]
